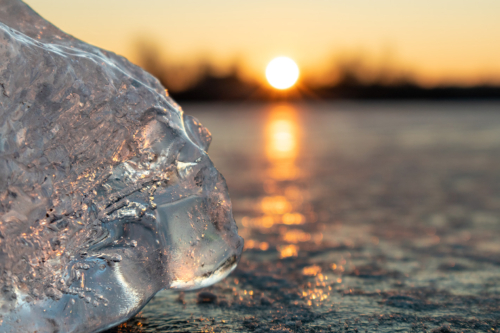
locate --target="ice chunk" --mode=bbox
[0,1,243,332]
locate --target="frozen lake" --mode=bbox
[107,101,500,333]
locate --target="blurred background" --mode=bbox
[23,1,500,332]
[24,0,500,101]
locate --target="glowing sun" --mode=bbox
[266,57,299,90]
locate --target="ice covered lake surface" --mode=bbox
[106,101,500,333]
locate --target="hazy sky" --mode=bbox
[24,0,500,86]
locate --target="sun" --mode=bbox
[266,57,299,90]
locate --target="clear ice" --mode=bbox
[0,0,243,332]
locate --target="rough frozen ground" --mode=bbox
[107,103,500,333]
[0,1,242,332]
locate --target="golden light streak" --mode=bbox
[265,105,301,181]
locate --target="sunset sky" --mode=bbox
[24,0,500,87]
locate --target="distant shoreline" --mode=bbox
[167,77,500,102]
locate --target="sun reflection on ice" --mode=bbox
[278,244,299,258]
[265,105,301,181]
[237,104,334,309]
[241,104,321,259]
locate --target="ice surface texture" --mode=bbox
[0,1,243,332]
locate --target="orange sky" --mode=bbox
[24,0,500,86]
